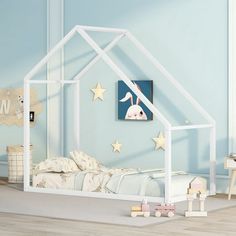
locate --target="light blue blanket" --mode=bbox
[73,169,203,197]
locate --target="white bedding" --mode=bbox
[33,168,134,192]
[32,169,207,197]
[33,171,79,190]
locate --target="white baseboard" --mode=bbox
[215,175,235,194]
[0,161,8,177]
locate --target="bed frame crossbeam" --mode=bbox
[77,27,171,128]
[24,25,216,204]
[24,26,78,82]
[171,124,213,131]
[76,25,127,34]
[28,80,79,84]
[72,33,125,81]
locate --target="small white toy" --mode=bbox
[131,199,150,217]
[187,177,206,194]
[119,82,147,120]
[185,177,207,217]
[185,193,207,217]
[155,203,175,217]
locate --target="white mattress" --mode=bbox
[32,170,207,198]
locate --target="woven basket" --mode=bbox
[7,145,32,183]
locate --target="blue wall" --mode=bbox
[0,0,47,165]
[64,0,228,175]
[0,0,228,177]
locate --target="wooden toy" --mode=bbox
[185,193,207,217]
[131,199,150,217]
[185,177,207,217]
[155,203,175,217]
[187,177,206,194]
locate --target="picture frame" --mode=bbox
[118,80,153,121]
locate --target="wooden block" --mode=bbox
[185,211,207,217]
[131,206,141,211]
[199,194,207,200]
[141,204,150,212]
[186,194,196,200]
[188,188,206,194]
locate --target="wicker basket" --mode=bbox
[7,145,32,183]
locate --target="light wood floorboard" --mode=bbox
[0,178,235,236]
[0,205,235,236]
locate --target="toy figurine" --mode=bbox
[155,203,175,217]
[131,199,150,217]
[185,177,207,217]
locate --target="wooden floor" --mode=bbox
[0,177,7,185]
[0,205,235,236]
[0,177,235,235]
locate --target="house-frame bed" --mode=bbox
[24,25,216,204]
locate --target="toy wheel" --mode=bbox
[144,212,150,217]
[155,211,161,217]
[167,211,174,218]
[131,212,137,217]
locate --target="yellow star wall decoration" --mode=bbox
[152,132,165,150]
[91,83,106,101]
[112,140,122,153]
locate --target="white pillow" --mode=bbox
[70,151,101,171]
[34,157,79,174]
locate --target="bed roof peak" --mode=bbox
[24,25,214,126]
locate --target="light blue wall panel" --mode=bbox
[64,0,228,175]
[0,0,47,166]
[0,0,228,177]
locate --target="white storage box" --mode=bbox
[7,145,32,183]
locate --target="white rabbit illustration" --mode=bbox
[119,83,147,120]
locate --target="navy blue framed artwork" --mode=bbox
[118,80,153,120]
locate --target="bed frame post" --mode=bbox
[165,128,172,204]
[75,81,80,149]
[209,124,216,195]
[23,80,31,191]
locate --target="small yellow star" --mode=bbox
[91,83,106,101]
[112,140,122,153]
[152,132,165,150]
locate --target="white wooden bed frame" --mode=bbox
[24,25,216,203]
